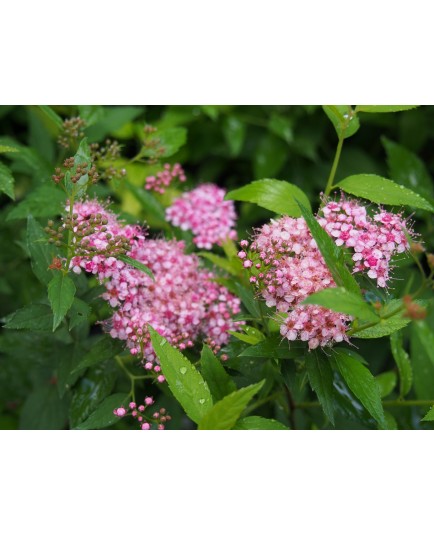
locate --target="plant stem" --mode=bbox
[324,135,344,196]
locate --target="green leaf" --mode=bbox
[125,181,167,224]
[0,161,15,200]
[149,327,212,424]
[86,106,143,141]
[382,137,434,201]
[78,105,104,127]
[234,282,261,319]
[117,254,154,280]
[7,184,67,220]
[72,336,124,374]
[254,134,288,179]
[303,287,379,322]
[20,384,69,430]
[199,252,241,276]
[268,114,293,143]
[141,127,187,159]
[357,105,418,114]
[222,116,246,157]
[331,348,387,429]
[226,178,311,217]
[3,303,53,331]
[69,360,117,428]
[198,380,265,430]
[38,105,63,129]
[390,331,412,397]
[422,406,434,422]
[0,145,19,153]
[48,273,76,331]
[0,135,52,181]
[353,300,412,339]
[200,345,236,402]
[76,393,130,430]
[234,416,289,430]
[305,351,335,425]
[68,298,91,331]
[26,215,57,285]
[375,371,397,398]
[323,105,360,139]
[335,174,434,212]
[411,321,434,399]
[298,202,361,295]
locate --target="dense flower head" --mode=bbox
[165,183,237,249]
[240,215,350,349]
[317,197,412,288]
[67,200,241,364]
[239,194,414,349]
[145,163,186,194]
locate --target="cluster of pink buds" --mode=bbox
[65,200,241,365]
[113,396,171,430]
[317,197,413,287]
[145,163,187,194]
[166,183,238,249]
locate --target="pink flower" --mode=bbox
[165,184,237,249]
[145,163,186,194]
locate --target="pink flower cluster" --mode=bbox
[239,195,412,350]
[67,200,241,364]
[317,198,411,288]
[166,184,237,249]
[114,396,171,430]
[145,163,186,194]
[239,217,350,349]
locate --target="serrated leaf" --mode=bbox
[222,116,246,157]
[86,106,143,142]
[200,345,236,402]
[335,174,434,212]
[305,351,335,425]
[27,215,57,285]
[198,380,265,430]
[69,360,117,428]
[375,371,397,398]
[117,254,154,280]
[353,303,411,339]
[48,273,76,331]
[226,178,311,217]
[323,105,360,139]
[298,202,361,295]
[303,287,379,322]
[3,303,53,331]
[76,393,130,430]
[234,416,289,430]
[0,161,15,200]
[331,348,386,429]
[422,406,434,422]
[7,185,67,220]
[390,331,412,397]
[149,327,212,424]
[357,105,418,114]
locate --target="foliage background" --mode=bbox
[1,104,433,430]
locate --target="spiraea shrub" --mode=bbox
[1,104,434,430]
